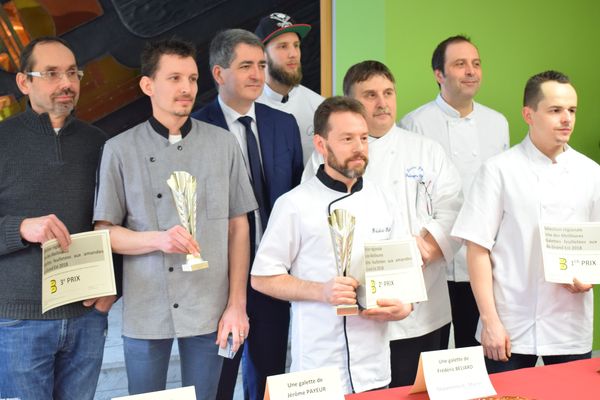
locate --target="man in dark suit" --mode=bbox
[191,28,303,400]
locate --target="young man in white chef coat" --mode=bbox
[452,70,600,372]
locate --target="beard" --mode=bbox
[268,58,302,87]
[51,88,77,115]
[173,108,192,117]
[326,143,368,179]
[173,95,194,116]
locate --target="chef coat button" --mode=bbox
[177,145,183,151]
[168,267,174,272]
[157,193,162,199]
[173,303,179,309]
[472,151,478,156]
[150,157,155,162]
[453,151,458,156]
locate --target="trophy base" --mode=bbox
[335,304,359,316]
[182,255,209,272]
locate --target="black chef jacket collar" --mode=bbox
[149,116,192,139]
[316,164,363,193]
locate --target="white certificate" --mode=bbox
[358,238,427,309]
[540,222,600,284]
[42,230,116,313]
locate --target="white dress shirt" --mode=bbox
[218,96,264,245]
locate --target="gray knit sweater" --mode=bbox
[0,106,108,319]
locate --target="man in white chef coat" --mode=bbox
[252,96,413,394]
[400,35,509,350]
[303,61,463,387]
[452,70,600,372]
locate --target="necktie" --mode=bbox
[238,116,269,233]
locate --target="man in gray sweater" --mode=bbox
[0,36,115,399]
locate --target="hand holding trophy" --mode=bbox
[167,171,209,271]
[328,208,359,316]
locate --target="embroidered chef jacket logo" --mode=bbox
[372,226,392,234]
[405,166,424,181]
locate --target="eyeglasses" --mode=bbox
[26,69,84,82]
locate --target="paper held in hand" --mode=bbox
[539,222,600,284]
[409,346,496,400]
[357,238,427,309]
[42,230,116,314]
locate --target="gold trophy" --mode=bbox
[328,208,359,316]
[167,171,209,271]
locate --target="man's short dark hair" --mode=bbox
[209,29,264,71]
[523,70,571,110]
[342,60,395,96]
[20,36,76,77]
[314,96,366,138]
[431,35,473,74]
[140,38,196,78]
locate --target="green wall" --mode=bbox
[334,0,600,348]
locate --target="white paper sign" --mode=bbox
[358,238,427,308]
[540,222,600,284]
[410,346,495,400]
[42,230,116,313]
[112,386,196,399]
[264,367,344,400]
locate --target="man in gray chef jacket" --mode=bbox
[94,38,257,400]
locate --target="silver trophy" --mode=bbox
[167,171,209,271]
[328,208,359,316]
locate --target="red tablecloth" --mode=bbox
[346,358,600,399]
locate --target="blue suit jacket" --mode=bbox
[191,99,303,215]
[192,99,303,321]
